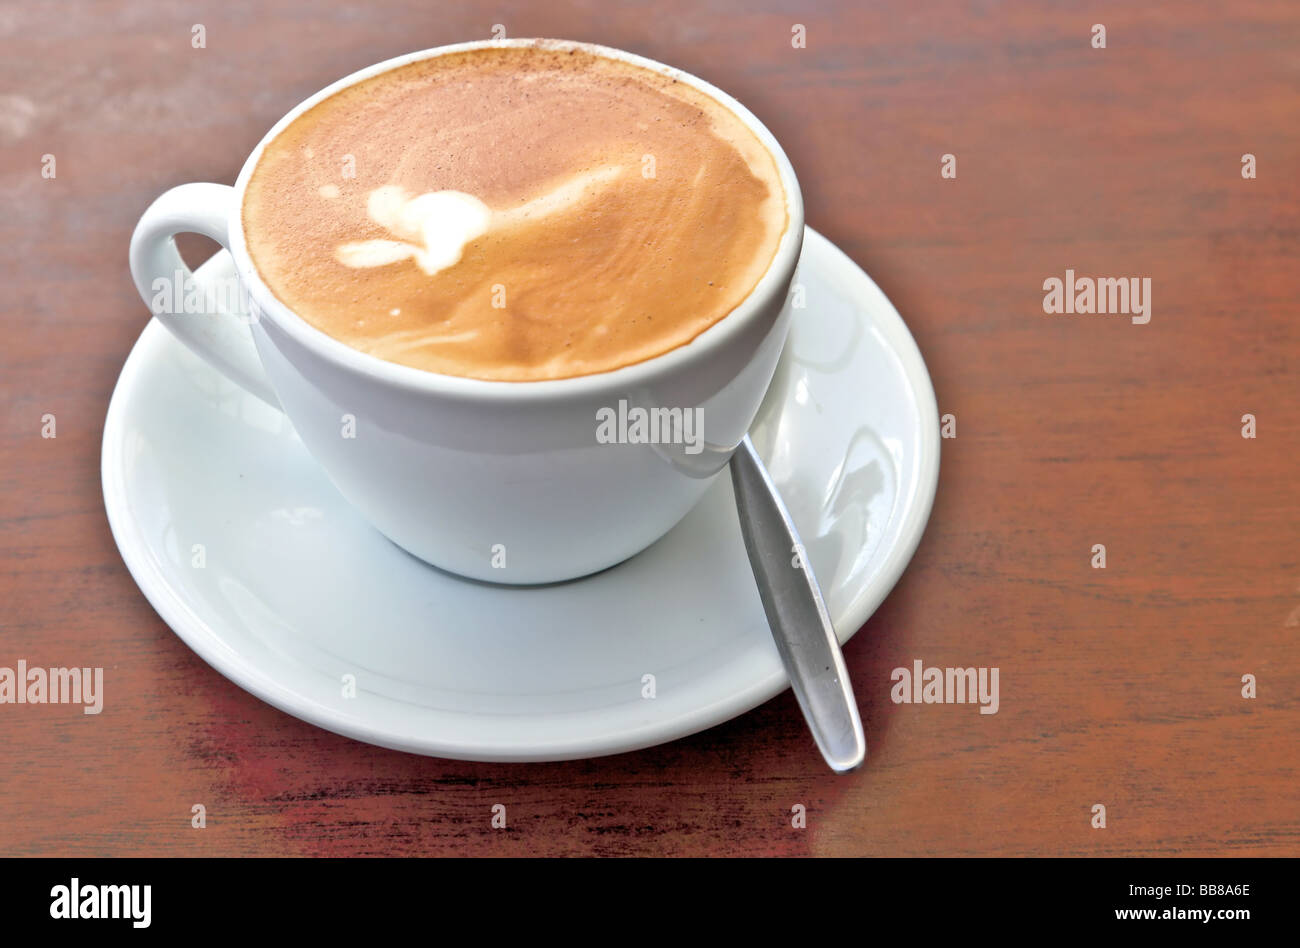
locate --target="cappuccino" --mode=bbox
[241,42,787,381]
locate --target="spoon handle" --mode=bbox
[729,435,867,773]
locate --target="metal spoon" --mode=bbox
[729,435,866,773]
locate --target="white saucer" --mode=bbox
[102,227,940,762]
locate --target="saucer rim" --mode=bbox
[101,226,940,761]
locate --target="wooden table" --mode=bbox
[2,0,1296,856]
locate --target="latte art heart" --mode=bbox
[335,188,491,276]
[335,166,625,277]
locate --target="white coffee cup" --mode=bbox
[129,39,804,584]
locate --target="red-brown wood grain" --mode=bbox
[0,0,1296,856]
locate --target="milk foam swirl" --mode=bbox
[335,166,624,277]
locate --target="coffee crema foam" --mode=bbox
[242,43,787,382]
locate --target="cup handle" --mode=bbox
[129,182,281,408]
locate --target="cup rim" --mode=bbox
[228,37,804,403]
